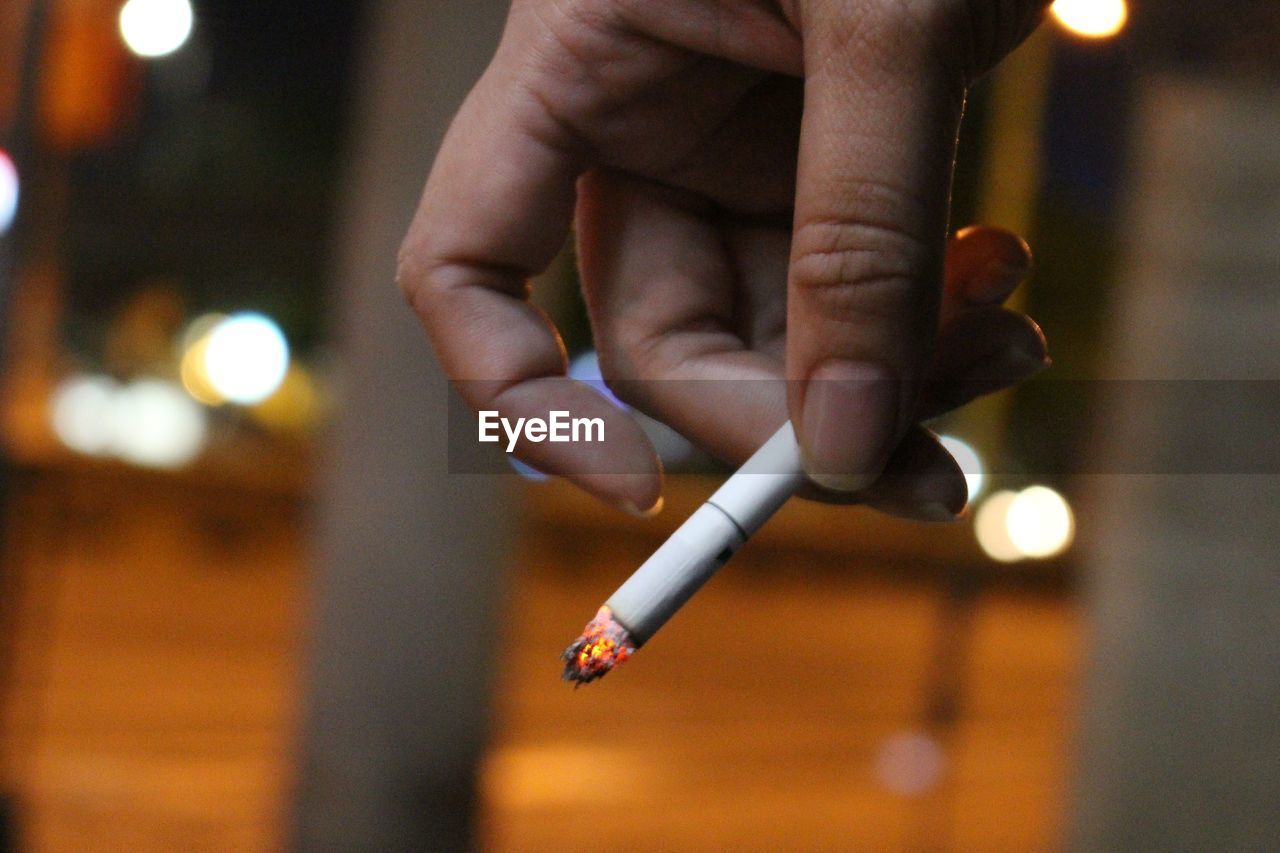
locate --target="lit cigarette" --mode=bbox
[562,422,804,684]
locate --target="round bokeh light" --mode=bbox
[202,312,290,405]
[50,375,120,457]
[119,0,195,58]
[876,731,946,797]
[1050,0,1127,39]
[1005,485,1075,559]
[108,379,207,469]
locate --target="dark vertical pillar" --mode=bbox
[291,2,511,850]
[1071,76,1280,850]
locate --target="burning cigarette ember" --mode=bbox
[559,424,803,687]
[561,606,636,685]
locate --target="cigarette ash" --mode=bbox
[561,606,636,686]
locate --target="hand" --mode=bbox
[398,0,1049,517]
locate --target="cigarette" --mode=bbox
[562,422,804,684]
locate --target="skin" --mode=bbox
[398,0,1049,518]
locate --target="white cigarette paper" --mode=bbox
[605,422,805,645]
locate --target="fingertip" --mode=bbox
[798,359,899,493]
[913,502,965,523]
[861,426,969,520]
[558,436,665,518]
[620,493,665,518]
[806,469,879,494]
[919,307,1051,420]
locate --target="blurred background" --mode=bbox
[0,0,1277,850]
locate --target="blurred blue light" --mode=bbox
[0,150,18,235]
[568,350,628,412]
[508,456,550,482]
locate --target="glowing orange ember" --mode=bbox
[561,606,636,685]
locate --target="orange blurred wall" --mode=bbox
[39,0,139,149]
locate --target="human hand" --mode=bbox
[398,0,1049,517]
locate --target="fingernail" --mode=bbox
[801,360,898,492]
[620,495,664,518]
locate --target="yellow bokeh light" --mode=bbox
[974,490,1023,563]
[249,363,321,433]
[1050,0,1128,39]
[180,333,224,405]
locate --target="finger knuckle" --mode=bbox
[396,240,467,319]
[790,217,927,319]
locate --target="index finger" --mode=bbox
[397,34,662,514]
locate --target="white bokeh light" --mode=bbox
[119,0,195,59]
[50,375,120,457]
[1050,0,1127,39]
[109,379,207,468]
[0,150,18,235]
[1006,485,1075,559]
[202,312,290,405]
[938,434,985,504]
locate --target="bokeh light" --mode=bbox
[508,457,550,481]
[202,312,290,405]
[50,375,120,457]
[938,434,985,504]
[50,375,207,469]
[975,486,1076,562]
[250,363,321,432]
[179,312,227,404]
[0,149,18,235]
[876,732,946,796]
[1006,485,1075,559]
[109,379,207,468]
[1050,0,1127,39]
[568,349,628,411]
[179,311,226,353]
[119,0,195,59]
[180,337,219,404]
[974,489,1022,563]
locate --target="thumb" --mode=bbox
[786,4,977,492]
